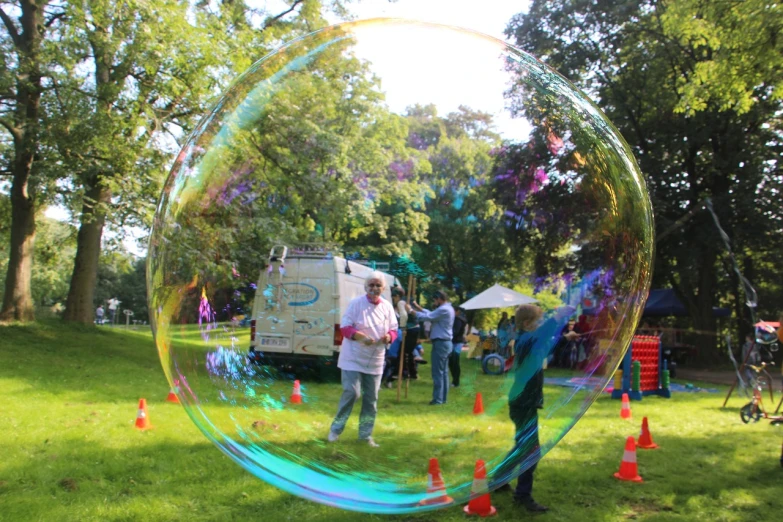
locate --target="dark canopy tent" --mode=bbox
[643,289,730,318]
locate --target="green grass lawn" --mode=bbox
[1,320,781,521]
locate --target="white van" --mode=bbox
[248,245,398,373]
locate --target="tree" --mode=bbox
[149,27,432,307]
[95,252,146,320]
[402,105,516,302]
[49,1,227,324]
[0,0,59,321]
[0,198,76,313]
[30,214,76,309]
[506,0,783,355]
[53,0,353,324]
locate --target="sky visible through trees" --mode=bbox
[1,1,780,355]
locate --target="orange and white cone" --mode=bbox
[134,398,152,430]
[419,458,454,506]
[290,380,303,404]
[613,436,643,482]
[166,380,180,404]
[463,460,497,517]
[636,417,658,449]
[473,393,485,415]
[620,393,632,420]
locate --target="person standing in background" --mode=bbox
[107,298,120,325]
[408,290,454,405]
[498,311,515,355]
[401,290,421,381]
[497,311,510,333]
[449,307,468,387]
[777,313,783,344]
[383,287,408,388]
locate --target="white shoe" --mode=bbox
[363,437,379,448]
[328,431,340,443]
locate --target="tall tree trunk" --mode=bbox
[61,19,118,326]
[0,0,46,322]
[0,170,36,322]
[62,180,111,324]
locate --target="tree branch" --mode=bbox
[44,10,67,28]
[0,116,21,142]
[263,0,304,30]
[0,7,21,48]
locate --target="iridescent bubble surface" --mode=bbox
[148,19,653,514]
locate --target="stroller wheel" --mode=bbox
[482,354,505,375]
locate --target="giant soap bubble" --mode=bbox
[148,19,653,514]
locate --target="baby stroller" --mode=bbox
[481,328,516,375]
[456,284,536,375]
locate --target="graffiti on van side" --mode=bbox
[293,317,332,350]
[294,317,326,336]
[281,283,320,306]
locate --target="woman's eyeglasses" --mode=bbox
[367,283,383,288]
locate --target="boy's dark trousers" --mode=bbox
[491,401,540,499]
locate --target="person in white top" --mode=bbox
[107,297,120,324]
[393,286,408,329]
[381,287,408,388]
[328,271,398,447]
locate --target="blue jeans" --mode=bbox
[330,370,382,439]
[431,339,452,404]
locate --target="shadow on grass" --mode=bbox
[2,425,782,521]
[4,322,782,520]
[531,428,783,520]
[0,434,490,521]
[0,320,165,403]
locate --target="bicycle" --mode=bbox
[739,362,783,425]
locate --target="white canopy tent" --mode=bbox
[459,284,537,310]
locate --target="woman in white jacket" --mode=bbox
[328,272,398,447]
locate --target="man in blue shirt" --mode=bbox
[409,290,455,405]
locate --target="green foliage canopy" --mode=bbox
[507,0,783,349]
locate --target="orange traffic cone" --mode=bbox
[620,393,632,420]
[636,417,659,449]
[463,459,497,517]
[134,398,152,430]
[473,393,485,415]
[166,380,180,404]
[613,436,643,482]
[419,458,454,506]
[290,380,303,404]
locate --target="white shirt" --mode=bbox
[396,299,408,328]
[338,295,398,375]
